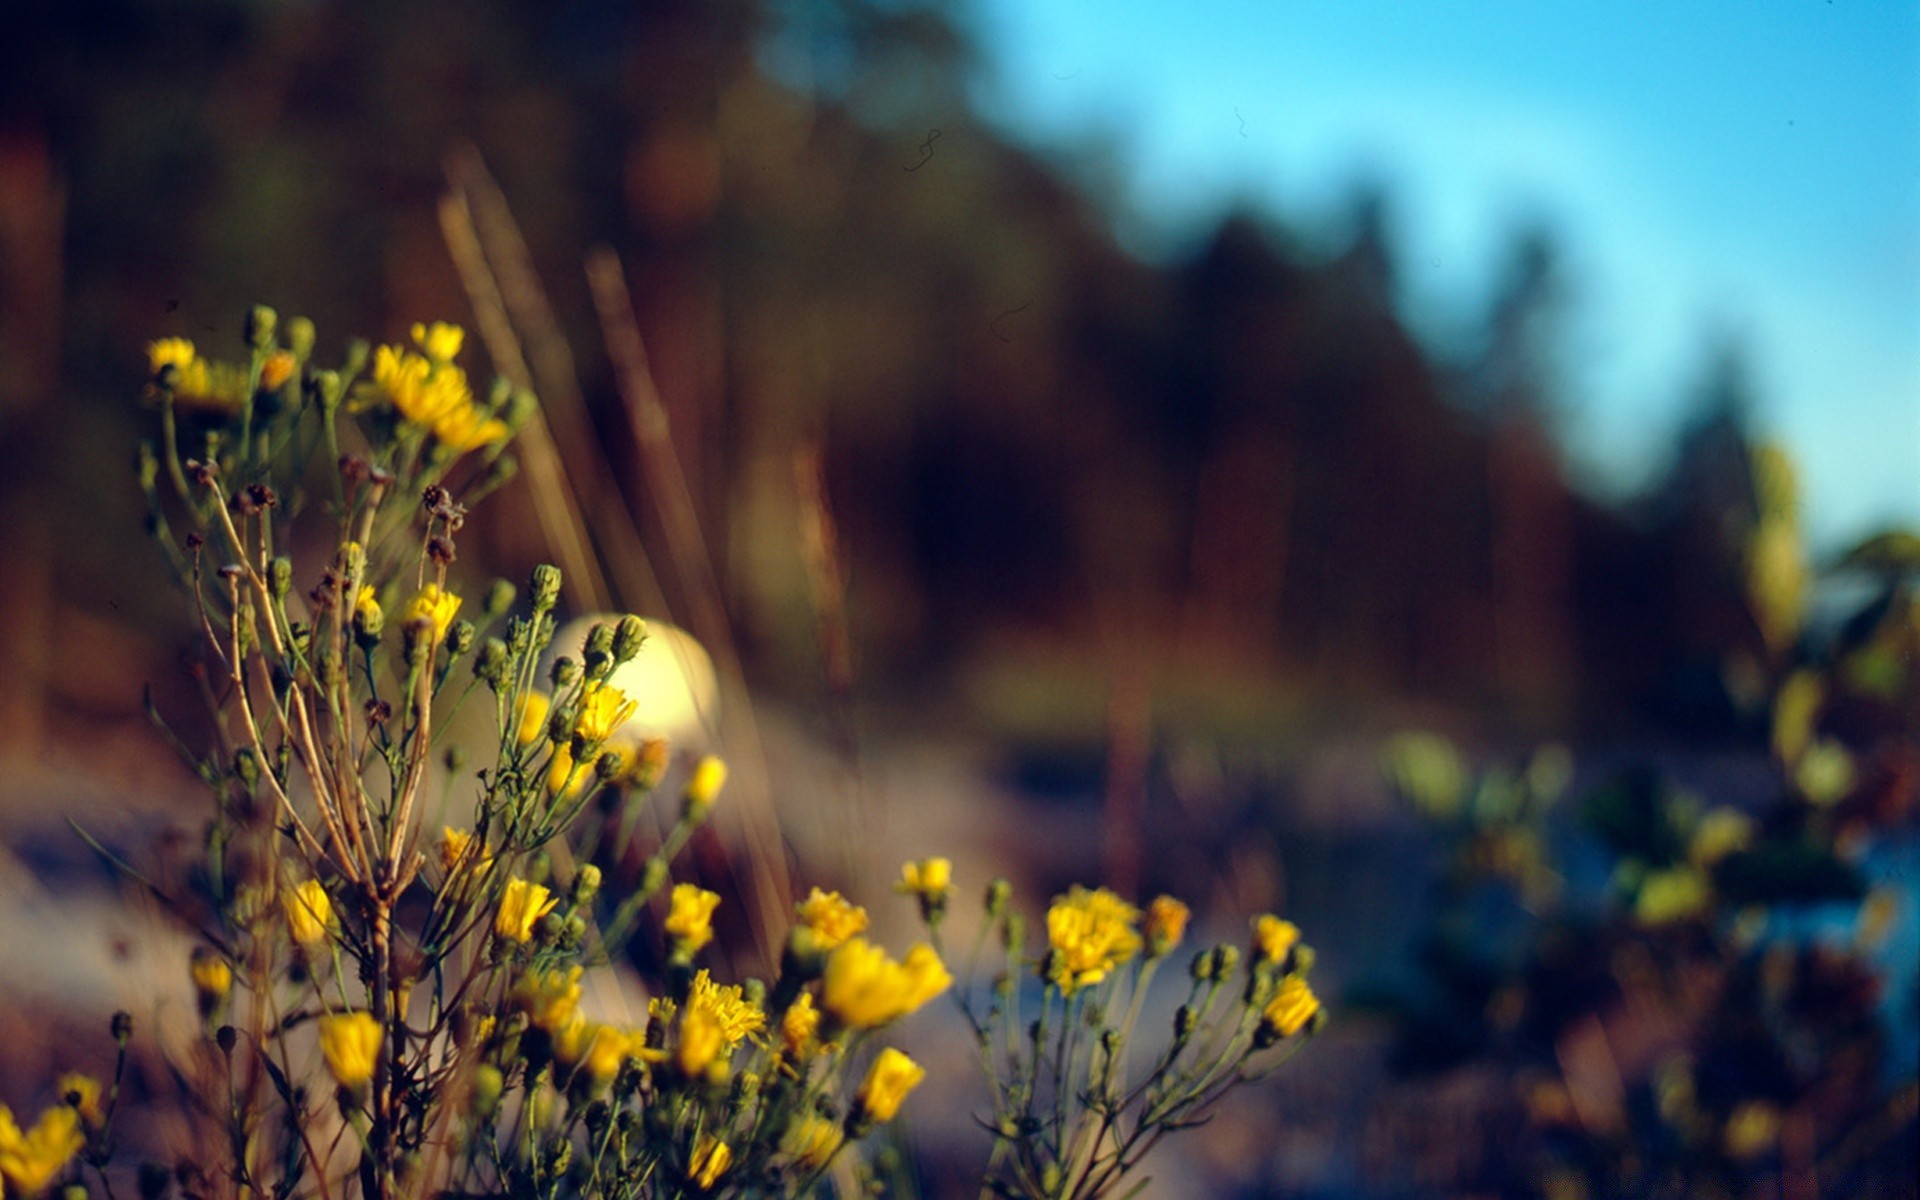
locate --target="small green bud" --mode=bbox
[611,614,647,664]
[530,564,562,612]
[583,623,615,679]
[1190,950,1213,983]
[473,637,508,687]
[639,857,668,898]
[985,878,1012,919]
[233,747,261,790]
[62,1184,88,1200]
[483,578,516,619]
[312,369,342,411]
[503,388,539,431]
[447,619,476,657]
[266,556,292,601]
[550,655,579,689]
[1211,944,1241,980]
[285,316,315,360]
[444,745,468,774]
[244,304,277,351]
[571,864,602,906]
[1173,1004,1196,1039]
[594,750,624,780]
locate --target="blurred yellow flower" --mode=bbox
[895,857,952,903]
[318,1012,382,1088]
[545,743,592,802]
[410,321,466,364]
[779,992,821,1061]
[1251,914,1300,964]
[147,338,196,376]
[439,826,492,877]
[365,344,505,452]
[190,948,233,1005]
[686,969,765,1046]
[0,1103,84,1197]
[676,1008,725,1078]
[1046,886,1141,992]
[1143,895,1190,958]
[796,888,869,951]
[683,755,728,818]
[515,691,553,746]
[689,1134,732,1189]
[259,349,296,392]
[783,1112,843,1170]
[556,1020,646,1088]
[55,1074,102,1130]
[822,937,951,1029]
[1261,974,1321,1039]
[284,879,336,949]
[512,966,583,1032]
[353,585,383,632]
[855,1047,925,1124]
[404,583,461,643]
[148,338,249,410]
[575,682,639,744]
[664,883,721,953]
[495,878,557,943]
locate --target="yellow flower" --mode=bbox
[512,966,583,1032]
[1251,914,1300,964]
[55,1074,103,1130]
[411,321,466,364]
[259,349,296,392]
[689,1134,733,1189]
[544,743,592,802]
[1045,886,1141,992]
[365,344,506,452]
[1636,867,1711,926]
[779,992,821,1060]
[783,1112,843,1170]
[284,879,337,949]
[796,888,869,951]
[190,948,233,1006]
[569,681,635,744]
[1143,895,1191,958]
[147,338,196,376]
[404,583,462,643]
[555,1020,645,1088]
[353,585,383,635]
[854,1047,925,1124]
[0,1103,84,1197]
[439,826,492,877]
[896,857,952,903]
[318,1012,382,1088]
[686,970,766,1046]
[495,878,558,943]
[821,938,952,1029]
[676,1007,725,1078]
[515,691,553,746]
[1261,974,1321,1039]
[683,755,728,819]
[664,883,721,953]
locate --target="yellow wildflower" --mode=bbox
[1251,914,1300,964]
[284,879,337,949]
[259,349,296,392]
[784,1112,843,1170]
[545,743,592,802]
[683,755,728,819]
[1261,974,1321,1040]
[365,344,506,452]
[190,948,233,1007]
[148,338,249,410]
[676,1008,725,1077]
[796,888,869,952]
[689,1135,733,1189]
[1045,886,1141,992]
[664,883,721,953]
[55,1075,102,1130]
[403,583,461,643]
[779,992,821,1061]
[353,585,383,635]
[439,826,492,877]
[147,338,196,376]
[854,1047,925,1124]
[515,691,553,746]
[512,966,583,1032]
[411,321,466,364]
[1143,895,1191,958]
[495,878,557,943]
[318,1012,382,1088]
[575,682,639,744]
[896,857,952,903]
[685,970,766,1046]
[821,938,952,1029]
[0,1104,84,1197]
[556,1020,645,1088]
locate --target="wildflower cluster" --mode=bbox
[927,862,1325,1200]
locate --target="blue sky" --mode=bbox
[966,0,1920,548]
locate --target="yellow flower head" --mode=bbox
[353,585,384,634]
[896,857,953,903]
[284,879,337,949]
[1261,974,1321,1040]
[1045,886,1142,992]
[495,878,558,944]
[686,969,766,1046]
[318,1012,382,1088]
[683,755,728,819]
[664,883,721,953]
[0,1103,84,1197]
[404,583,462,644]
[411,321,466,364]
[544,743,594,802]
[512,966,583,1032]
[259,349,296,392]
[55,1074,103,1130]
[821,938,952,1030]
[1143,895,1191,958]
[148,338,196,377]
[555,1020,645,1088]
[855,1047,926,1124]
[575,682,639,744]
[366,344,506,452]
[439,826,492,878]
[796,888,869,952]
[1252,914,1301,965]
[190,948,233,1005]
[676,1007,725,1078]
[515,691,553,746]
[689,1134,733,1189]
[779,992,822,1061]
[783,1112,843,1170]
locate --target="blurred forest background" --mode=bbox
[0,1,1914,1197]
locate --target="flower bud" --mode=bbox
[244,304,277,351]
[473,637,509,688]
[267,556,293,602]
[530,564,562,612]
[571,864,602,906]
[483,578,516,619]
[612,614,647,664]
[285,316,315,360]
[550,656,579,690]
[683,756,728,823]
[583,622,615,679]
[447,619,476,657]
[985,878,1012,919]
[112,1011,134,1042]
